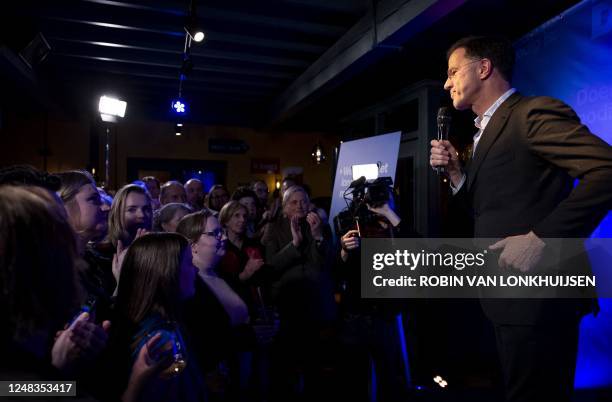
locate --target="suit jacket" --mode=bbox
[263,216,337,334]
[455,92,612,325]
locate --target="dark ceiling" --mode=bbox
[3,0,581,130]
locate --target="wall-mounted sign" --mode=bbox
[208,138,249,154]
[251,158,280,174]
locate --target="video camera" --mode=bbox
[333,175,394,236]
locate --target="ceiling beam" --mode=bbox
[46,33,310,68]
[51,54,282,89]
[268,0,468,125]
[43,16,183,37]
[78,0,347,36]
[49,39,295,79]
[282,0,369,14]
[41,18,326,54]
[57,76,265,100]
[53,72,269,103]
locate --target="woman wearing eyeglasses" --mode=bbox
[177,210,254,399]
[177,210,248,328]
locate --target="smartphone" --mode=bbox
[67,296,97,326]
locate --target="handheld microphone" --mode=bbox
[436,107,452,175]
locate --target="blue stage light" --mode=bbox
[171,99,187,114]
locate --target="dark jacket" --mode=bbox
[182,276,234,372]
[263,216,337,334]
[455,93,612,324]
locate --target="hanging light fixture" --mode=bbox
[184,0,205,43]
[171,0,204,122]
[184,23,205,42]
[311,142,327,164]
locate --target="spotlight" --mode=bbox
[175,122,183,136]
[433,375,448,388]
[185,0,206,42]
[275,178,281,190]
[171,98,187,115]
[184,0,205,43]
[193,30,205,42]
[184,24,205,42]
[98,95,127,122]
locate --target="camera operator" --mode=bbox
[340,202,400,261]
[334,187,415,402]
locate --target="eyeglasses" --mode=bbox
[446,59,483,80]
[202,228,226,239]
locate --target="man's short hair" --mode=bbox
[447,36,515,83]
[142,176,160,186]
[232,186,258,203]
[282,185,309,208]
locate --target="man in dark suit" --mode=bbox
[430,36,612,402]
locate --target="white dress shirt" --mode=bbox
[450,88,517,194]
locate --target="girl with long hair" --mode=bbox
[111,232,203,402]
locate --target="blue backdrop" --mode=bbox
[513,0,612,389]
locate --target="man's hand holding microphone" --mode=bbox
[430,139,464,187]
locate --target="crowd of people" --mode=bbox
[0,165,409,402]
[3,34,610,402]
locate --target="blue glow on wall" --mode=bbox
[184,170,216,193]
[514,0,612,389]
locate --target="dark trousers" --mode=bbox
[335,313,407,402]
[268,326,336,402]
[494,319,580,402]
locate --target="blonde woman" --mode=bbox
[108,184,153,248]
[107,184,152,289]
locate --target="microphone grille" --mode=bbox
[437,106,452,124]
[437,106,451,118]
